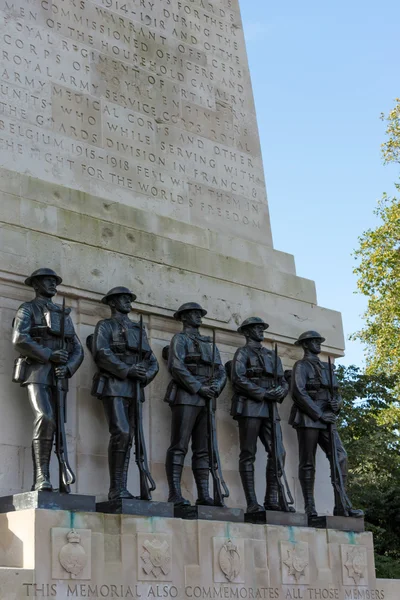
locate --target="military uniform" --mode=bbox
[165,303,227,505]
[230,317,291,512]
[90,287,159,500]
[290,331,363,518]
[12,269,83,491]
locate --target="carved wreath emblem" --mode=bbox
[283,546,308,583]
[344,547,367,585]
[59,530,88,579]
[141,539,171,579]
[219,540,241,582]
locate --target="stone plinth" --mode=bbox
[0,491,96,513]
[0,508,397,600]
[309,515,365,533]
[174,504,244,522]
[245,510,308,527]
[96,498,174,517]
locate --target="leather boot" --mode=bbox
[166,456,190,505]
[264,468,281,511]
[240,470,264,514]
[299,473,317,518]
[32,439,53,491]
[193,469,214,506]
[265,468,296,513]
[333,490,364,518]
[120,445,134,500]
[31,442,37,492]
[108,449,133,500]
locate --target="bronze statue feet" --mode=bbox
[334,507,364,518]
[108,489,135,501]
[34,478,53,492]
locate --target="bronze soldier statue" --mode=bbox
[89,287,159,501]
[290,331,363,518]
[165,302,227,506]
[230,317,294,514]
[12,268,83,492]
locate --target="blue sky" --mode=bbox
[240,0,400,366]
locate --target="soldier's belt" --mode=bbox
[113,353,139,366]
[186,364,212,376]
[248,377,273,388]
[308,391,331,401]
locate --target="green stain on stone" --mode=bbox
[288,526,297,545]
[347,531,356,545]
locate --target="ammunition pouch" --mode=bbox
[230,397,244,419]
[164,380,178,405]
[12,357,28,384]
[186,364,212,377]
[91,372,108,398]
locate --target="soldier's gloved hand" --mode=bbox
[55,365,68,378]
[330,397,339,413]
[210,383,220,396]
[50,349,69,364]
[320,411,336,424]
[264,386,284,402]
[128,365,147,381]
[199,385,216,399]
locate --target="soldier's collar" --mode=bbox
[246,339,263,349]
[114,314,131,324]
[304,351,322,364]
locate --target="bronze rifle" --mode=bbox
[207,329,229,506]
[134,314,156,500]
[55,297,75,494]
[327,356,351,516]
[271,343,294,511]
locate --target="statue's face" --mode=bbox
[109,294,132,314]
[245,324,265,342]
[181,309,203,327]
[304,338,321,354]
[33,276,57,298]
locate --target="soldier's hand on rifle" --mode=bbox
[199,385,216,399]
[128,364,147,381]
[330,396,339,413]
[210,383,220,396]
[320,411,336,424]
[50,349,69,364]
[264,386,284,402]
[55,365,68,378]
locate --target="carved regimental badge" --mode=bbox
[344,547,367,585]
[282,544,309,584]
[59,530,88,579]
[219,540,241,583]
[141,539,171,580]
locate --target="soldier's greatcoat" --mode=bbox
[231,345,287,419]
[290,356,342,429]
[12,298,83,387]
[168,331,226,405]
[92,315,159,399]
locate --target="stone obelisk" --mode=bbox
[0,0,340,509]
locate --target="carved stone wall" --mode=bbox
[0,509,398,600]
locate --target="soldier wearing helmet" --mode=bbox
[12,268,84,492]
[89,287,159,501]
[290,330,363,518]
[229,317,292,514]
[164,302,227,506]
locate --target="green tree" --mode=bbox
[337,365,400,578]
[353,99,400,382]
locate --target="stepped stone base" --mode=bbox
[0,507,398,600]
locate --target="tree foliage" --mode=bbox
[353,99,400,382]
[337,365,400,578]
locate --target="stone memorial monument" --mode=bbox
[0,0,398,597]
